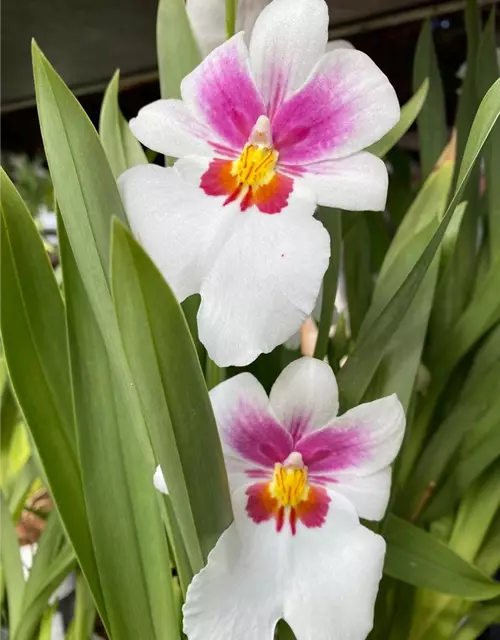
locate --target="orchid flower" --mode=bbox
[119,0,400,366]
[155,357,405,639]
[187,0,269,57]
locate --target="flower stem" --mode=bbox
[313,208,341,361]
[225,0,237,39]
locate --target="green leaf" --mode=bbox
[361,163,452,408]
[59,218,179,640]
[383,515,500,600]
[66,572,97,640]
[448,465,500,563]
[0,492,24,633]
[342,212,372,341]
[14,511,76,640]
[111,220,232,564]
[8,457,37,520]
[336,77,500,409]
[413,20,447,180]
[314,208,341,360]
[32,41,126,291]
[157,0,201,100]
[455,603,500,640]
[397,357,500,521]
[99,70,147,179]
[0,172,105,621]
[367,79,429,158]
[1,380,20,488]
[477,7,500,256]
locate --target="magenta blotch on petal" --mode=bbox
[225,401,293,468]
[295,426,370,473]
[182,34,267,150]
[272,72,353,165]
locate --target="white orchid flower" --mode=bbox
[119,0,400,367]
[187,0,269,57]
[155,357,405,639]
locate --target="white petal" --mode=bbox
[293,152,389,211]
[333,394,406,476]
[153,465,169,495]
[326,39,355,51]
[249,0,328,114]
[129,99,216,158]
[269,357,339,437]
[198,203,329,367]
[118,163,237,301]
[187,0,268,57]
[330,468,392,521]
[183,487,385,640]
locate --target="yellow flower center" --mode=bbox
[232,143,278,188]
[270,463,309,508]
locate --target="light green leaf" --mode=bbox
[0,492,24,633]
[314,208,341,360]
[99,70,147,179]
[337,77,500,409]
[397,357,500,521]
[367,79,429,158]
[413,20,447,180]
[361,163,452,408]
[383,515,500,600]
[455,603,500,640]
[60,218,179,640]
[111,220,232,564]
[0,172,105,621]
[66,572,97,640]
[157,0,201,100]
[477,7,500,256]
[14,511,76,640]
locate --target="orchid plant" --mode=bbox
[1,0,500,639]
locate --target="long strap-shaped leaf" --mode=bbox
[0,172,106,623]
[337,78,500,409]
[111,220,232,568]
[59,217,179,640]
[383,514,500,600]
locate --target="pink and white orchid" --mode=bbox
[155,357,405,639]
[119,0,400,367]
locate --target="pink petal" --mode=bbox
[181,33,266,151]
[272,49,400,165]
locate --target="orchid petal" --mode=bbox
[273,49,400,165]
[118,163,237,301]
[183,486,385,640]
[181,33,266,152]
[187,0,269,57]
[153,465,169,495]
[328,468,392,521]
[298,395,405,520]
[331,395,405,476]
[210,373,292,486]
[198,200,329,367]
[129,99,217,158]
[269,357,339,439]
[288,152,389,211]
[249,0,328,117]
